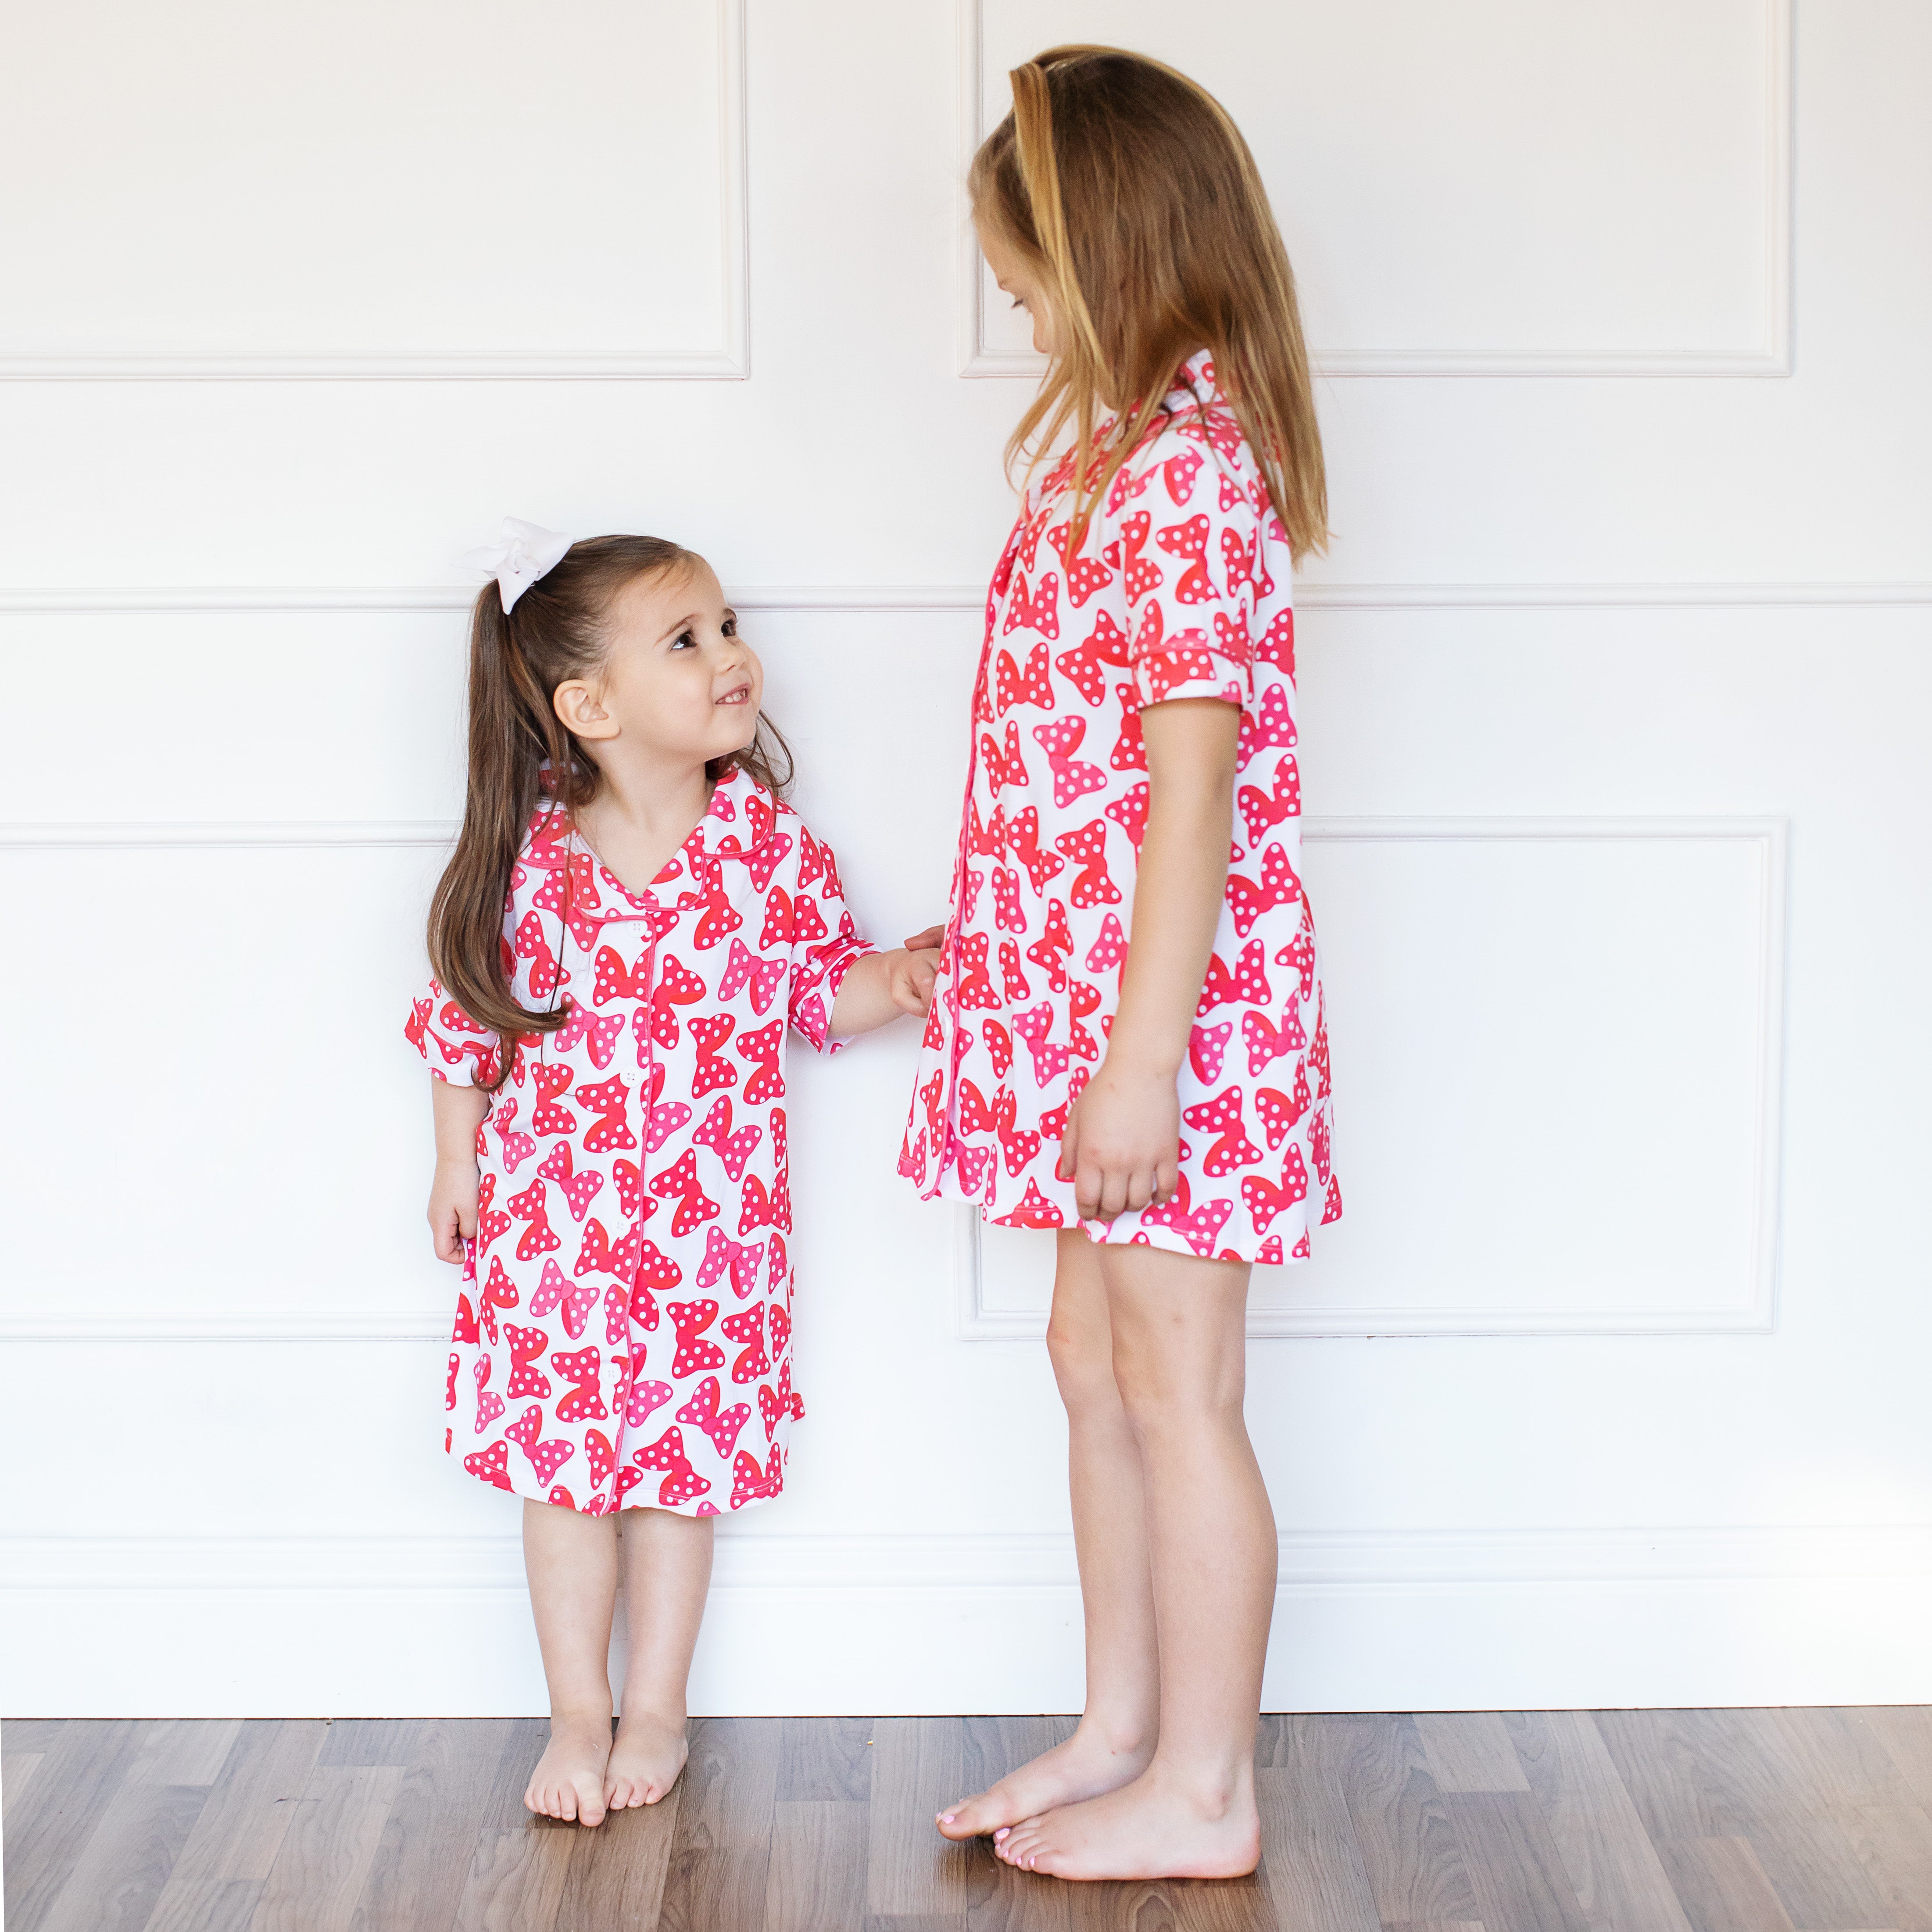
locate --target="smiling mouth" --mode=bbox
[716,684,751,707]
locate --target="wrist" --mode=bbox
[1098,1038,1182,1082]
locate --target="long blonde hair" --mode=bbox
[970,45,1327,561]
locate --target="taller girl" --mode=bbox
[908,48,1338,1881]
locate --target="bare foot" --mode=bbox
[994,1766,1261,1880]
[935,1721,1153,1841]
[605,1709,689,1809]
[525,1711,615,1826]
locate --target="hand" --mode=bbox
[1055,1054,1181,1221]
[887,947,941,1018]
[429,1156,479,1263]
[902,923,947,954]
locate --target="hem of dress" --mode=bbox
[444,1441,783,1518]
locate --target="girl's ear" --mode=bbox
[553,678,617,741]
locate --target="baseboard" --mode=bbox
[6,1527,1928,1717]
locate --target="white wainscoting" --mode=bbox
[959,0,1792,377]
[0,0,749,379]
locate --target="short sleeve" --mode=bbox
[405,975,503,1087]
[1113,423,1259,715]
[785,824,876,1055]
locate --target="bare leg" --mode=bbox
[999,1241,1271,1879]
[521,1497,620,1826]
[937,1230,1161,1840]
[606,1506,714,1808]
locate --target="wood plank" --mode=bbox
[347,1719,522,1932]
[863,1918,970,1931]
[3,1720,148,1932]
[1770,1709,1922,1811]
[1442,1792,1589,1932]
[1416,1715,1531,1795]
[449,1826,576,1932]
[3,1754,46,1806]
[155,1720,329,1892]
[1383,1924,1488,1931]
[35,1777,209,1932]
[1,1721,69,1755]
[1255,1716,1380,1932]
[656,1716,782,1932]
[316,1719,426,1768]
[1833,1801,1932,1932]
[554,1780,685,1929]
[140,1880,265,1932]
[1863,1709,1932,1809]
[764,1799,868,1932]
[247,1764,403,1932]
[866,1718,976,1919]
[1503,1707,1693,1932]
[1593,1709,1812,1842]
[1327,1713,1482,1925]
[1162,1873,1275,1932]
[778,1717,876,1802]
[1653,1835,1798,1932]
[1740,1800,1891,1930]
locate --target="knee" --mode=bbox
[1045,1312,1117,1416]
[1111,1346,1241,1445]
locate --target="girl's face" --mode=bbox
[977,217,1055,357]
[555,557,762,773]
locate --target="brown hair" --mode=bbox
[970,46,1327,561]
[427,535,792,1079]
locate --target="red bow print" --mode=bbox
[730,1444,784,1510]
[1238,763,1301,848]
[555,1003,625,1070]
[1055,610,1131,705]
[472,1352,507,1431]
[1163,448,1204,505]
[757,1356,801,1442]
[693,1095,763,1182]
[504,1403,576,1487]
[995,640,1056,716]
[406,993,433,1055]
[1001,1177,1066,1229]
[1198,941,1271,1015]
[691,861,743,952]
[649,1149,721,1238]
[530,1257,601,1341]
[593,941,654,1006]
[573,1216,642,1285]
[452,1293,479,1348]
[1003,808,1065,894]
[1084,914,1129,977]
[1017,501,1053,571]
[718,937,784,1016]
[624,1377,673,1430]
[1309,1109,1332,1186]
[967,798,1006,860]
[603,1283,630,1345]
[1105,782,1150,857]
[1033,717,1108,809]
[994,1087,1043,1177]
[1045,519,1115,607]
[696,1223,766,1299]
[1024,897,1074,992]
[1175,399,1244,457]
[1213,609,1254,668]
[633,1425,712,1507]
[1013,1002,1070,1087]
[1225,844,1302,939]
[1237,680,1298,762]
[612,1157,643,1218]
[1311,998,1332,1099]
[479,1255,518,1347]
[491,1098,537,1175]
[733,1019,784,1106]
[1242,1005,1306,1075]
[954,1078,996,1137]
[686,1013,738,1098]
[630,1239,680,1330]
[506,1177,562,1263]
[677,1377,752,1458]
[1052,820,1121,909]
[463,1441,514,1491]
[1002,569,1061,641]
[952,931,999,1011]
[738,1170,791,1236]
[991,868,1024,935]
[1181,1085,1264,1177]
[638,953,705,1050]
[536,1140,602,1223]
[982,1020,1014,1080]
[1139,1172,1235,1256]
[1254,1072,1311,1150]
[979,720,1031,791]
[1116,512,1162,602]
[768,1299,791,1357]
[584,1426,618,1490]
[758,885,794,950]
[549,1345,607,1422]
[476,1174,512,1251]
[515,913,565,997]
[721,820,794,892]
[1240,1148,1309,1234]
[994,940,1027,1004]
[1110,698,1148,772]
[1189,1021,1233,1084]
[1067,980,1103,1064]
[1154,514,1215,604]
[1275,928,1317,1000]
[789,894,828,944]
[918,1071,945,1146]
[1256,609,1295,670]
[574,1075,635,1153]
[721,1305,770,1384]
[530,1063,577,1137]
[504,1323,551,1399]
[666,1300,725,1377]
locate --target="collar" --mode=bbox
[522,763,777,878]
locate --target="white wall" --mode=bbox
[3,0,1930,1717]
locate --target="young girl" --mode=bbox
[410,523,935,1828]
[907,49,1339,1881]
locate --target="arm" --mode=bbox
[428,1076,490,1263]
[829,945,941,1038]
[1057,698,1239,1219]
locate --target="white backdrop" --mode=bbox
[3,0,1929,1717]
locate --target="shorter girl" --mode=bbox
[410,522,934,1827]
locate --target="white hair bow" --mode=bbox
[462,516,573,613]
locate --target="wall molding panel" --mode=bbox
[957,0,1794,379]
[0,0,750,381]
[959,815,1788,1342]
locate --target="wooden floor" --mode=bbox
[5,1708,1932,1931]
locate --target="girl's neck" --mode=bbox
[573,753,713,896]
